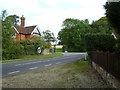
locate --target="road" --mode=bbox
[2,53,86,77]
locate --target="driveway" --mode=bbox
[2,53,86,77]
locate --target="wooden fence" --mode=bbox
[92,52,120,81]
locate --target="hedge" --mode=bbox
[84,33,116,52]
[2,45,24,60]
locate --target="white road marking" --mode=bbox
[56,62,61,64]
[37,61,42,63]
[8,71,20,75]
[15,61,44,66]
[42,60,50,62]
[15,64,21,66]
[29,67,38,70]
[23,62,38,65]
[44,64,52,67]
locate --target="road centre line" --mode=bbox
[15,64,21,66]
[56,62,61,64]
[8,71,20,75]
[44,64,52,67]
[29,67,38,70]
[14,60,51,66]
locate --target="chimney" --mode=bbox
[20,15,25,27]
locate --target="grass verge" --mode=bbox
[61,57,89,72]
[1,53,63,63]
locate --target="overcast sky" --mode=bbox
[0,0,107,37]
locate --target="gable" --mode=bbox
[13,25,37,35]
[31,26,41,35]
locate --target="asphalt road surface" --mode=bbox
[2,53,87,77]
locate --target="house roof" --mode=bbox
[14,25,37,35]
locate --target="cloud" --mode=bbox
[0,0,107,37]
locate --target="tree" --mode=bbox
[42,30,56,44]
[104,2,120,34]
[90,17,114,34]
[58,18,91,52]
[5,15,19,25]
[2,10,24,59]
[104,2,120,54]
[2,10,20,49]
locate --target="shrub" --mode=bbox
[115,38,120,54]
[84,33,116,63]
[84,33,116,52]
[2,45,24,60]
[24,45,36,55]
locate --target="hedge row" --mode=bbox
[3,37,51,60]
[84,33,116,52]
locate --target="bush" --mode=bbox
[84,33,116,63]
[2,45,24,60]
[84,33,116,52]
[24,45,36,55]
[115,38,120,54]
[67,48,83,52]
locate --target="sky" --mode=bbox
[0,0,107,37]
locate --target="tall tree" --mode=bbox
[90,17,114,34]
[104,1,120,34]
[58,18,91,51]
[2,10,13,49]
[42,30,56,44]
[5,15,19,25]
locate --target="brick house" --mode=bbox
[12,15,41,40]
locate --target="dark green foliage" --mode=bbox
[67,48,83,52]
[104,2,120,54]
[24,45,36,55]
[2,10,24,60]
[42,30,56,44]
[104,2,120,34]
[2,44,24,60]
[115,38,120,54]
[19,36,51,55]
[58,18,91,52]
[84,33,116,52]
[90,17,114,34]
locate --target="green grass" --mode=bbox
[1,53,63,63]
[56,48,63,52]
[61,57,89,72]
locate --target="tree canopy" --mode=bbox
[58,18,91,51]
[58,17,115,52]
[42,30,56,44]
[104,1,120,34]
[90,17,114,34]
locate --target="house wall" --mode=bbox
[15,34,40,40]
[15,33,26,40]
[25,34,34,39]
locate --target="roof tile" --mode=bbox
[14,25,37,34]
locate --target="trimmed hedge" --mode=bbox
[2,36,52,60]
[84,33,116,52]
[2,45,24,60]
[115,38,120,54]
[24,45,36,55]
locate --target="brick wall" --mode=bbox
[15,33,26,40]
[25,34,33,39]
[15,34,40,40]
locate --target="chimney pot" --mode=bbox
[20,15,25,27]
